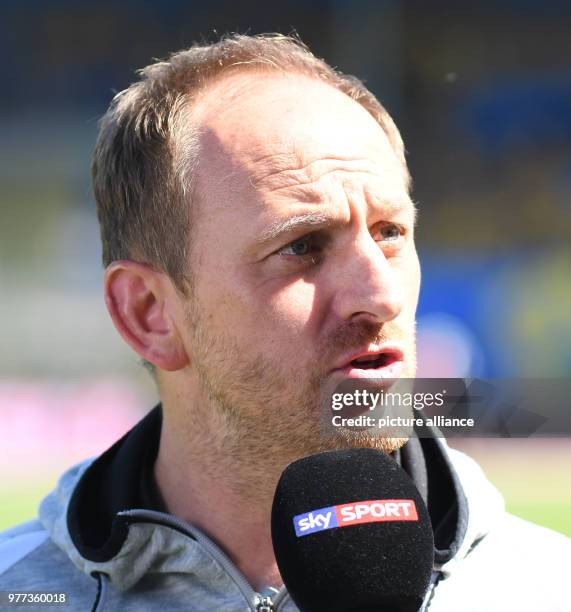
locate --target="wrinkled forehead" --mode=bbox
[192,72,405,199]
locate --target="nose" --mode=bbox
[331,233,403,324]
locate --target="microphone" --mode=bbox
[271,448,434,612]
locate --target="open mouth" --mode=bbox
[330,347,404,379]
[349,353,395,370]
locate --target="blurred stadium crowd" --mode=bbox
[1,0,570,380]
[0,1,569,532]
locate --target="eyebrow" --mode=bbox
[254,212,335,248]
[253,199,417,251]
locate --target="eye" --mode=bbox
[275,234,326,266]
[377,223,403,242]
[278,234,325,258]
[281,237,313,256]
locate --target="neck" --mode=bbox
[154,395,287,592]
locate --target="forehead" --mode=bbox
[194,72,404,189]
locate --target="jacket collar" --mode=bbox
[66,405,164,563]
[66,405,468,565]
[398,434,469,565]
[39,404,501,590]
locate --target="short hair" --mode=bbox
[93,33,409,294]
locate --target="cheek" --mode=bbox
[197,269,319,345]
[263,279,318,333]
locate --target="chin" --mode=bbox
[304,432,409,457]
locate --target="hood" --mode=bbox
[39,405,505,592]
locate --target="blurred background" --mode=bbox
[1,1,570,535]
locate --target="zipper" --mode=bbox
[255,594,276,611]
[117,509,288,611]
[420,569,442,611]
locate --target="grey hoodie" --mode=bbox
[0,406,569,611]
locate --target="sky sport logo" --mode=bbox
[293,499,419,537]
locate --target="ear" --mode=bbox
[104,260,189,371]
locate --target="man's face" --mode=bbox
[180,73,420,459]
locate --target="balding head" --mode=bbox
[93,34,409,295]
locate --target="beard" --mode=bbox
[186,297,417,479]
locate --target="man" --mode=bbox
[0,34,568,611]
